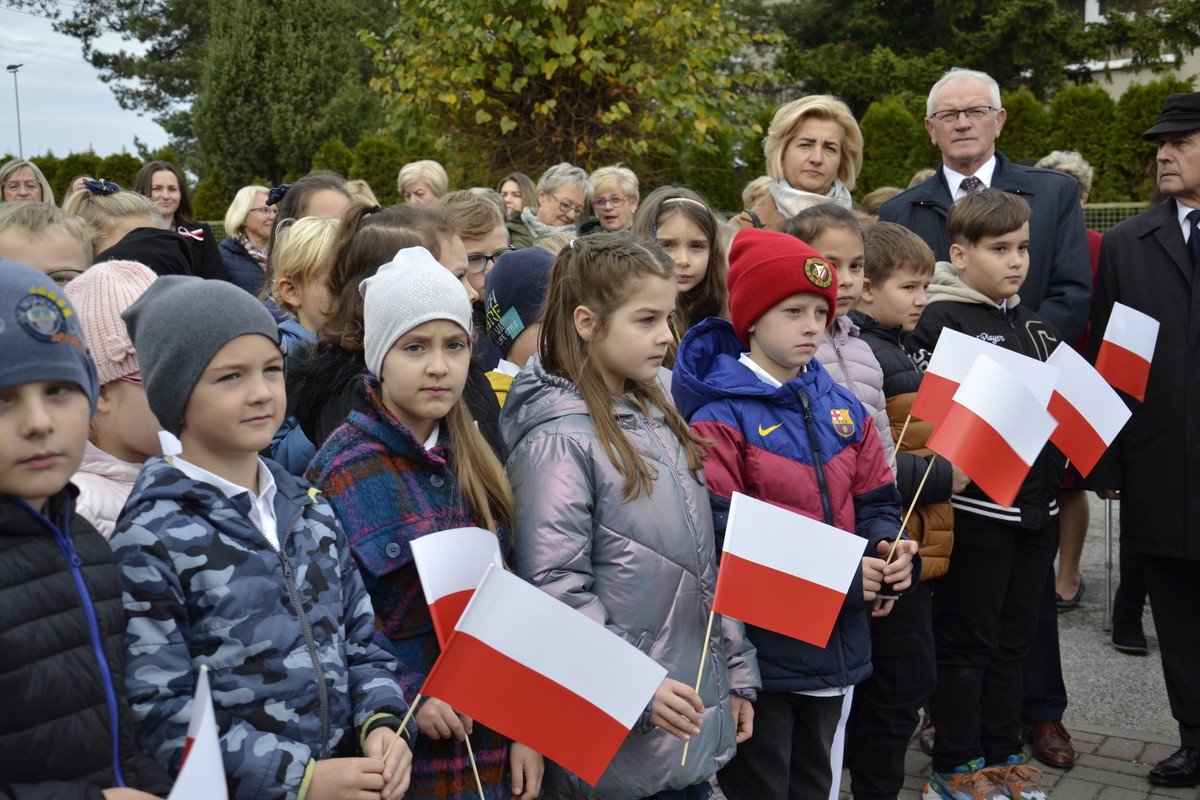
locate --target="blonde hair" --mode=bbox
[447,399,515,533]
[224,185,270,238]
[0,200,93,256]
[1036,150,1093,198]
[63,189,163,250]
[741,175,772,209]
[588,165,639,202]
[0,159,55,205]
[540,232,708,500]
[861,186,902,215]
[270,216,340,314]
[534,231,574,255]
[438,190,505,239]
[345,179,380,207]
[763,95,864,190]
[397,160,449,197]
[909,168,936,188]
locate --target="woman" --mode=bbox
[134,160,226,279]
[397,159,448,205]
[496,171,537,215]
[0,159,54,204]
[581,164,639,234]
[732,95,864,230]
[506,162,589,247]
[219,184,276,295]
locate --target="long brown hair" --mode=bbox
[446,400,514,531]
[540,232,708,500]
[134,160,193,223]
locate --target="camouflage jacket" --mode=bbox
[110,456,411,800]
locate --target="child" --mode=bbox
[482,246,555,405]
[64,260,162,538]
[671,227,917,800]
[843,222,962,800]
[271,216,340,356]
[63,184,167,259]
[111,276,414,800]
[785,203,896,473]
[501,233,760,799]
[0,200,93,285]
[307,248,544,800]
[0,260,171,797]
[906,189,1064,800]
[631,186,729,348]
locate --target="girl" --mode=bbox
[63,183,168,258]
[307,247,543,800]
[784,203,896,472]
[497,172,536,215]
[500,233,760,800]
[631,186,729,363]
[134,160,226,280]
[64,260,162,538]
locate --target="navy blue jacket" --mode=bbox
[218,236,266,296]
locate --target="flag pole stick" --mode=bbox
[383,693,422,760]
[464,733,486,800]
[680,607,717,767]
[888,414,912,470]
[885,457,937,564]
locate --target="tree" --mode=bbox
[193,173,233,223]
[349,136,406,206]
[997,87,1052,163]
[1049,84,1116,181]
[312,138,354,179]
[856,98,931,196]
[364,0,782,180]
[1097,76,1194,201]
[96,152,144,192]
[52,151,103,198]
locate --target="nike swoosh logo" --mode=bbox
[758,422,783,436]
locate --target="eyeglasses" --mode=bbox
[929,106,997,125]
[118,373,143,385]
[250,205,278,215]
[592,194,627,210]
[466,245,515,274]
[3,181,39,194]
[548,192,585,219]
[47,269,83,286]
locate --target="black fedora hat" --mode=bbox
[1143,92,1200,140]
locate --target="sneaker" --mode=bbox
[923,758,1008,800]
[985,754,1049,800]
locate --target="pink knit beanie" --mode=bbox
[64,260,157,384]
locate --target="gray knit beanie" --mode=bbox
[0,259,99,414]
[360,247,473,377]
[121,275,280,434]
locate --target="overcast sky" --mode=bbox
[0,7,168,159]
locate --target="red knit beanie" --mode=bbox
[727,227,838,346]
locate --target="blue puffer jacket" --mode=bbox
[110,456,412,800]
[218,236,266,296]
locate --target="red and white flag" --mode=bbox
[421,565,667,785]
[168,665,228,800]
[1095,302,1159,402]
[911,328,1059,425]
[1046,343,1131,477]
[714,492,865,648]
[927,355,1058,507]
[410,527,504,647]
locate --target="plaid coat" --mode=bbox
[308,378,509,800]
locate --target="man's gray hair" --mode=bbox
[926,69,1003,117]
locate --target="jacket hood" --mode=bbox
[672,316,837,420]
[929,260,1022,308]
[78,441,142,483]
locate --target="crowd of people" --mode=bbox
[1,66,1199,800]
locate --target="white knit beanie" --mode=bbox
[63,260,157,384]
[360,247,473,377]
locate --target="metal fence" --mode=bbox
[1084,202,1149,233]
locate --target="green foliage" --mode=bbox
[312,138,355,178]
[192,173,233,222]
[349,136,405,206]
[997,86,1051,162]
[1048,85,1115,187]
[1097,76,1194,202]
[364,0,783,180]
[856,98,932,196]
[97,152,144,191]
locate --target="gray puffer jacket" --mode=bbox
[500,356,760,799]
[816,314,897,475]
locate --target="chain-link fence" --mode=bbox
[1084,203,1150,233]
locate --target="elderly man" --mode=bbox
[1090,92,1200,789]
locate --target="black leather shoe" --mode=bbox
[1112,614,1148,655]
[1149,746,1200,787]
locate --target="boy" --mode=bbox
[0,201,93,286]
[482,246,555,405]
[906,190,1064,800]
[0,260,171,798]
[672,228,918,800]
[845,222,962,800]
[111,276,414,800]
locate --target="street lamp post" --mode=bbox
[6,64,23,159]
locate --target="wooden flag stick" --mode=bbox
[885,457,937,565]
[383,693,422,761]
[680,607,717,766]
[888,414,912,470]
[464,732,486,800]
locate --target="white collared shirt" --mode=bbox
[943,156,998,201]
[423,424,440,452]
[169,454,281,550]
[1177,198,1200,244]
[739,352,799,388]
[492,359,521,377]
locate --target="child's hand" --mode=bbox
[730,695,754,743]
[861,556,886,601]
[508,742,544,799]
[102,791,164,800]
[306,757,385,800]
[415,697,473,741]
[871,597,896,618]
[364,727,413,800]
[951,463,970,493]
[649,677,704,741]
[878,539,918,593]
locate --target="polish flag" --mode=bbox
[421,566,667,785]
[1046,343,1131,477]
[410,527,504,647]
[714,492,866,648]
[168,665,229,800]
[1095,302,1159,402]
[911,328,1059,425]
[927,355,1058,507]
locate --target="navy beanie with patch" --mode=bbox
[483,247,554,356]
[0,259,100,413]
